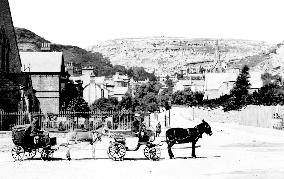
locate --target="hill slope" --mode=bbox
[88,37,281,74]
[15,27,114,76]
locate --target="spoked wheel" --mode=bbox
[107,142,126,161]
[25,149,37,159]
[144,146,151,159]
[148,147,161,161]
[11,146,25,161]
[41,149,53,161]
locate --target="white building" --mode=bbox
[70,71,130,105]
[204,72,263,99]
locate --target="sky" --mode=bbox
[8,0,284,49]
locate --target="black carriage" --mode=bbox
[107,124,162,161]
[11,125,57,161]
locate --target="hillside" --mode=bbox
[88,37,283,75]
[16,27,284,77]
[15,27,114,76]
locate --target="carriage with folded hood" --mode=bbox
[107,113,162,161]
[11,114,57,161]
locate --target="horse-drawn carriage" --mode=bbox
[107,123,162,161]
[11,125,57,161]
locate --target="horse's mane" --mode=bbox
[193,122,206,138]
[194,122,204,130]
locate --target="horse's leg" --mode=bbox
[66,144,72,161]
[92,142,96,159]
[167,140,175,159]
[191,142,196,158]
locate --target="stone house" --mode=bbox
[20,51,68,113]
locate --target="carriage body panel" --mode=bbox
[11,125,57,161]
[107,125,161,161]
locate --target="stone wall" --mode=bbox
[31,75,60,113]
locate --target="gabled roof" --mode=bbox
[20,52,63,73]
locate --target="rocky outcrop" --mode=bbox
[88,37,276,74]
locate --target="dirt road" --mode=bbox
[1,108,284,179]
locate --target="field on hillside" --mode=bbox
[1,107,284,179]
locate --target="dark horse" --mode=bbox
[166,120,212,159]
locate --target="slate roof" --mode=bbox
[20,52,63,73]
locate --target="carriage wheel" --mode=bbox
[41,149,53,161]
[25,149,37,159]
[148,147,161,160]
[11,146,25,161]
[144,146,151,159]
[107,142,126,161]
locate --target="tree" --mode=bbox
[119,92,134,111]
[171,88,203,107]
[91,97,119,111]
[133,81,161,113]
[61,81,83,110]
[229,65,251,110]
[165,75,173,88]
[261,73,282,86]
[67,97,89,112]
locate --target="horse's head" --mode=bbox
[201,120,213,136]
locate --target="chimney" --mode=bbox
[41,42,51,51]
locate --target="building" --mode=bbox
[20,51,67,113]
[0,0,40,129]
[71,70,130,105]
[204,72,263,99]
[65,62,82,76]
[204,73,238,99]
[83,75,109,105]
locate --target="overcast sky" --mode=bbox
[9,0,284,48]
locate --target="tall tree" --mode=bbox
[133,81,161,113]
[229,65,251,109]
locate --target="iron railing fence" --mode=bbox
[0,110,136,132]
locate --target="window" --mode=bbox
[101,89,104,98]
